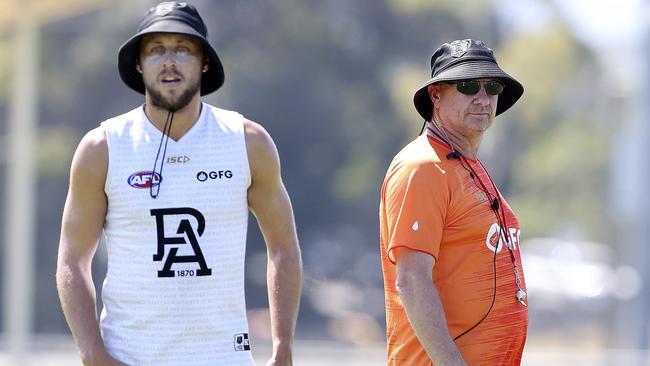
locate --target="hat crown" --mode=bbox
[430,39,498,78]
[138,2,207,37]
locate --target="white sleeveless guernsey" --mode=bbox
[99,103,254,366]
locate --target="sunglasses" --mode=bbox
[449,80,504,96]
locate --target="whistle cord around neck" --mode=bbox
[150,110,175,199]
[425,124,527,340]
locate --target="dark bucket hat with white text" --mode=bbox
[413,39,524,119]
[118,1,224,95]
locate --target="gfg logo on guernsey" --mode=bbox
[197,170,233,182]
[128,171,162,188]
[485,223,520,253]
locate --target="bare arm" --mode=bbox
[55,128,126,366]
[245,120,302,366]
[396,250,467,366]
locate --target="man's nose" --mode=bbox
[474,84,492,105]
[161,49,178,67]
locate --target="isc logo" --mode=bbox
[166,155,190,164]
[128,171,162,188]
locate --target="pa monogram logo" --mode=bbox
[151,207,212,278]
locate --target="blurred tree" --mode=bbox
[492,26,610,242]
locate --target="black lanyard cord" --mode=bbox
[150,110,175,199]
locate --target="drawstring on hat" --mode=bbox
[150,109,175,199]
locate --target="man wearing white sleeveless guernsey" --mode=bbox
[56,2,302,365]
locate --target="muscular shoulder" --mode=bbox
[71,127,108,184]
[244,119,280,182]
[244,119,276,156]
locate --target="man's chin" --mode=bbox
[148,88,196,111]
[151,99,182,111]
[145,76,201,108]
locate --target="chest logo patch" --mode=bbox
[485,223,520,253]
[197,170,233,182]
[151,207,212,278]
[166,155,191,164]
[128,171,162,188]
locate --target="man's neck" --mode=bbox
[426,121,482,159]
[144,96,202,141]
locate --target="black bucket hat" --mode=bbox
[118,1,224,95]
[413,39,523,119]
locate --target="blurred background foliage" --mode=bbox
[0,0,627,349]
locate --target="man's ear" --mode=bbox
[136,59,143,74]
[202,57,209,73]
[428,84,441,106]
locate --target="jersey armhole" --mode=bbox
[99,123,112,197]
[237,114,252,189]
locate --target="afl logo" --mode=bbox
[128,171,162,188]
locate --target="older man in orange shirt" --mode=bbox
[380,39,528,366]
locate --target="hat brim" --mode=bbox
[413,60,523,119]
[118,20,224,96]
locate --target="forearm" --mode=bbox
[398,277,466,365]
[56,263,110,364]
[266,244,302,360]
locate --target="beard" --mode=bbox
[144,76,201,111]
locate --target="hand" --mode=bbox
[265,356,292,366]
[266,360,292,366]
[83,352,129,366]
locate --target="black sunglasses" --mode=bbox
[449,80,504,96]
